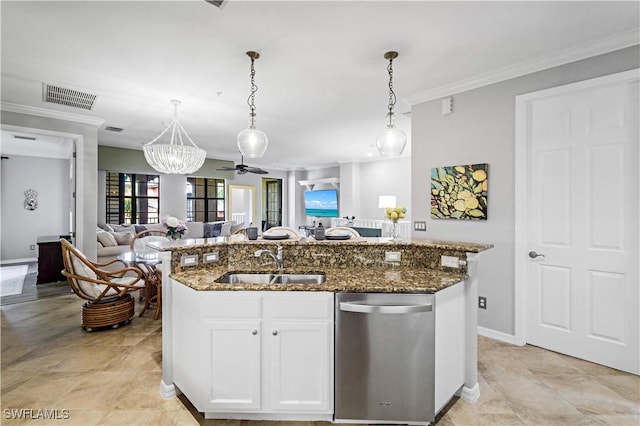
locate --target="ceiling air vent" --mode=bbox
[14,135,37,141]
[43,83,98,111]
[105,126,124,133]
[204,0,226,8]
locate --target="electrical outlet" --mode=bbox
[441,255,459,268]
[478,296,487,309]
[29,245,35,251]
[385,251,401,262]
[414,221,427,231]
[180,254,198,267]
[203,252,219,264]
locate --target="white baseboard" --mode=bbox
[159,380,179,399]
[460,383,480,403]
[478,326,521,346]
[0,258,37,265]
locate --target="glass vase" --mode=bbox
[391,220,400,241]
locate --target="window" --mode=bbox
[106,172,160,224]
[186,178,225,222]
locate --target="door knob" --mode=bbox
[272,330,278,336]
[251,329,258,335]
[528,251,545,259]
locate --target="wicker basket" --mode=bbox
[81,294,134,331]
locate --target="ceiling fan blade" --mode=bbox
[216,166,238,171]
[248,168,268,175]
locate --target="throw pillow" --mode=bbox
[111,224,136,235]
[221,222,232,237]
[110,231,132,245]
[134,224,147,234]
[97,223,114,232]
[97,231,118,247]
[204,222,222,238]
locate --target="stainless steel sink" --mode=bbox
[271,273,326,284]
[215,272,325,285]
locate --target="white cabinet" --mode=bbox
[172,285,334,420]
[205,319,262,411]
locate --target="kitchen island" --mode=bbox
[151,237,492,423]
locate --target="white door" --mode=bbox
[519,70,639,374]
[267,321,332,412]
[204,320,262,411]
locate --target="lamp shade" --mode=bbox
[378,195,396,208]
[237,126,268,159]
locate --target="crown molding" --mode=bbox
[406,28,640,106]
[1,102,105,127]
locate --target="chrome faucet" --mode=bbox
[254,245,284,273]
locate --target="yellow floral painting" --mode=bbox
[431,163,488,220]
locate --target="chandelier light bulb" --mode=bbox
[237,121,269,159]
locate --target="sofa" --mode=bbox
[96,221,236,264]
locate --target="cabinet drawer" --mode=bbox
[202,292,262,319]
[267,292,333,320]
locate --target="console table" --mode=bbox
[37,235,71,284]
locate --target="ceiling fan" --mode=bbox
[217,154,268,175]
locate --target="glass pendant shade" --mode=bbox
[143,100,206,174]
[237,123,268,158]
[376,113,407,158]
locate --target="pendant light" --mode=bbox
[143,99,206,174]
[376,51,407,158]
[237,51,268,158]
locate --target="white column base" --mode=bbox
[159,380,179,399]
[460,383,480,403]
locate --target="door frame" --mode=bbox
[514,68,639,346]
[228,184,256,228]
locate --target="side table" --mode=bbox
[36,235,71,284]
[118,251,162,320]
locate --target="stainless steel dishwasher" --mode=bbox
[335,292,435,424]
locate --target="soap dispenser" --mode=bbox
[315,222,325,240]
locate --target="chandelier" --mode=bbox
[143,99,206,174]
[375,51,407,157]
[237,51,268,158]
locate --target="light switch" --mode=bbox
[385,251,401,262]
[181,254,198,267]
[440,255,459,268]
[203,252,219,264]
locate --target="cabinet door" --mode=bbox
[267,320,332,413]
[203,320,262,411]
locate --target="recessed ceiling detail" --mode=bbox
[43,83,98,111]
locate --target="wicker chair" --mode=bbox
[129,229,167,319]
[60,238,145,331]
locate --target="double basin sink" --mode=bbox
[216,271,326,285]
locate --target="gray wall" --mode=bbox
[411,46,639,335]
[1,111,100,260]
[0,155,70,261]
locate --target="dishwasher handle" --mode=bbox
[339,301,433,314]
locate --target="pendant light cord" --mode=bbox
[387,57,397,127]
[247,56,258,128]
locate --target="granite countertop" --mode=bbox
[171,266,466,293]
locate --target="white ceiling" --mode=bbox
[1,1,638,169]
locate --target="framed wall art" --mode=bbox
[431,163,488,220]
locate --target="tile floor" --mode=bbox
[1,293,638,425]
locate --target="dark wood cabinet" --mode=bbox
[37,235,71,284]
